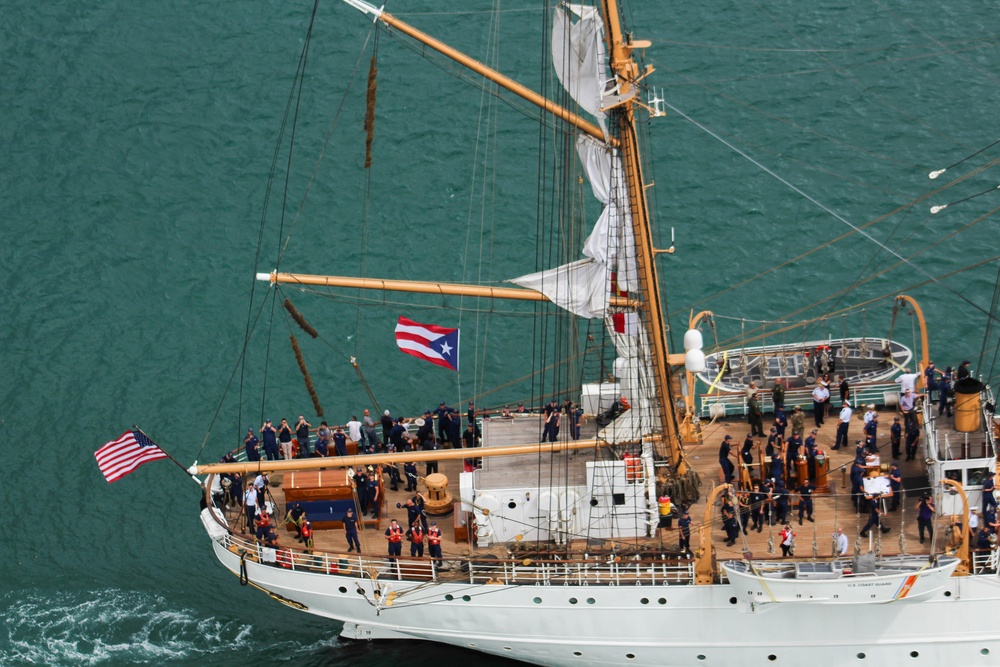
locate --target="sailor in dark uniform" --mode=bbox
[719,435,735,484]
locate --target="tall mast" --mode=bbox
[599,0,685,473]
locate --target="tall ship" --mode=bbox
[190,1,1000,665]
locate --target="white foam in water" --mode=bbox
[0,589,267,664]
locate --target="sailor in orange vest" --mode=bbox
[406,521,425,557]
[300,521,314,551]
[427,521,443,565]
[385,519,403,559]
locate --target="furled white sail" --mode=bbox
[552,4,608,138]
[509,258,608,319]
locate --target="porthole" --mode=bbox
[587,598,595,605]
[503,647,512,651]
[445,594,454,601]
[573,652,582,657]
[462,595,472,601]
[569,597,578,604]
[767,655,777,662]
[697,656,706,662]
[533,597,542,604]
[857,653,866,660]
[729,597,738,605]
[910,651,919,658]
[944,591,952,597]
[508,501,517,509]
[356,588,365,595]
[469,643,477,648]
[981,648,990,655]
[626,654,635,660]
[590,498,599,506]
[658,597,667,605]
[338,586,347,593]
[640,597,649,604]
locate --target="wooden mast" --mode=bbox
[338,0,687,473]
[598,0,686,473]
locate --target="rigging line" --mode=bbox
[669,154,1000,319]
[196,284,278,463]
[658,34,1000,54]
[663,99,1000,323]
[872,0,1000,88]
[712,201,1000,350]
[713,253,1000,352]
[979,261,1000,379]
[931,184,1000,214]
[274,0,321,272]
[929,139,1000,180]
[278,16,377,266]
[239,3,322,441]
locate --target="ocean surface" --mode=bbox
[3,0,999,664]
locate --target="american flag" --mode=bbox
[94,429,169,483]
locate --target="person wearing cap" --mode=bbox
[542,399,561,443]
[333,425,348,457]
[385,519,404,559]
[915,494,935,543]
[803,429,819,478]
[427,521,443,565]
[863,409,879,454]
[889,417,902,459]
[434,402,452,443]
[501,405,512,419]
[957,360,972,381]
[904,419,921,461]
[838,374,849,405]
[368,471,382,519]
[260,419,279,461]
[678,508,692,555]
[983,472,998,515]
[888,462,902,511]
[784,431,801,482]
[244,427,261,462]
[740,433,754,465]
[796,478,816,525]
[354,466,370,515]
[863,404,877,426]
[515,402,527,414]
[924,361,943,402]
[277,418,294,460]
[938,367,954,417]
[343,508,361,552]
[773,404,787,439]
[789,405,805,438]
[834,402,851,450]
[719,435,736,484]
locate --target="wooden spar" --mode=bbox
[941,478,971,577]
[599,0,685,473]
[256,271,638,308]
[341,1,611,145]
[695,483,731,585]
[196,437,610,476]
[895,294,930,381]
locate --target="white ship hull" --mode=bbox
[211,540,1000,666]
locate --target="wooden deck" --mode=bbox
[214,404,985,569]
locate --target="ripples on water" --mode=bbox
[2,0,998,665]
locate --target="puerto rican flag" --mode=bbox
[394,316,460,371]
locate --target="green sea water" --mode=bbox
[3,1,999,664]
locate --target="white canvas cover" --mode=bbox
[552,4,608,138]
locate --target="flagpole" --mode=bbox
[133,425,203,485]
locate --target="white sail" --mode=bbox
[508,258,608,319]
[552,4,608,138]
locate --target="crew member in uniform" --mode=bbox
[888,462,903,511]
[406,521,425,557]
[678,509,692,555]
[796,479,816,525]
[295,415,312,457]
[427,521,443,565]
[343,508,361,552]
[244,428,261,462]
[983,472,998,515]
[889,417,902,459]
[719,435,735,484]
[385,519,403,559]
[368,471,381,519]
[354,467,370,515]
